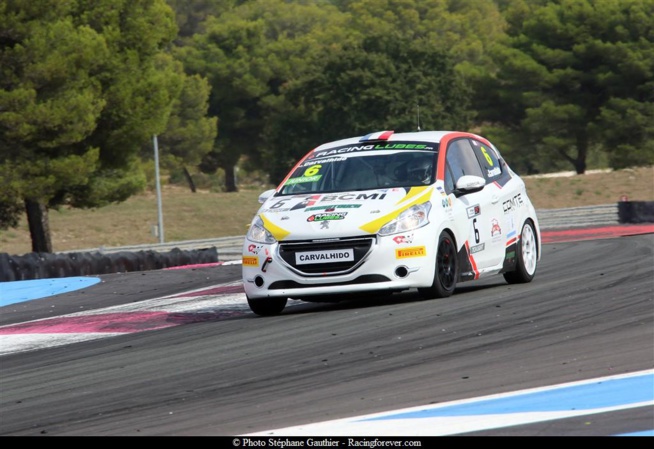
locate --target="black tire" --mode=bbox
[504,220,538,284]
[247,296,288,316]
[418,231,458,299]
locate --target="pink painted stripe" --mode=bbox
[0,312,175,334]
[541,224,654,243]
[169,284,244,298]
[0,310,247,335]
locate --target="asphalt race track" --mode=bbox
[0,232,653,436]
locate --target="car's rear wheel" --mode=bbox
[419,230,458,299]
[247,296,288,316]
[504,220,538,284]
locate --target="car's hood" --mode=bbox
[257,186,435,241]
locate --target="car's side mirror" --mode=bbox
[258,189,277,204]
[453,175,485,196]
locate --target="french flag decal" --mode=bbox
[360,130,394,142]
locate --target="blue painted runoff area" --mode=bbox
[0,277,101,307]
[362,372,654,420]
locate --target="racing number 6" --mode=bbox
[473,218,480,244]
[303,164,321,177]
[480,146,494,166]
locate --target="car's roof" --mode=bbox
[312,130,478,152]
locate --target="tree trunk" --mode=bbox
[223,163,238,192]
[183,166,196,193]
[25,199,53,253]
[574,133,588,174]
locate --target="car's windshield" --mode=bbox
[279,150,438,195]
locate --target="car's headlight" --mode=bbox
[378,202,432,236]
[246,216,277,244]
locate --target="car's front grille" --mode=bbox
[278,236,375,276]
[268,274,391,290]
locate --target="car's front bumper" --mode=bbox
[242,229,439,300]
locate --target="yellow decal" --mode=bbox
[397,185,430,205]
[396,246,427,259]
[304,164,321,176]
[242,256,259,267]
[359,187,433,234]
[260,213,291,241]
[480,146,494,166]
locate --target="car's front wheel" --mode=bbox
[504,220,538,284]
[419,230,458,299]
[247,296,288,316]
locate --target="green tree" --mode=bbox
[480,0,654,174]
[176,0,349,191]
[260,0,495,183]
[152,71,217,191]
[263,33,473,183]
[0,0,181,253]
[165,0,238,42]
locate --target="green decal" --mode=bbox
[374,144,428,150]
[305,204,362,211]
[285,174,322,185]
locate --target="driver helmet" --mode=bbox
[406,156,433,184]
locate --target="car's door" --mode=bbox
[443,138,505,272]
[468,137,521,265]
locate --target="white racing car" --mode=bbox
[242,130,541,316]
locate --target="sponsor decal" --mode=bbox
[504,250,516,260]
[242,256,259,267]
[395,246,427,259]
[467,204,481,218]
[247,244,263,254]
[392,234,414,244]
[260,207,291,213]
[301,157,345,166]
[307,212,347,222]
[284,174,322,185]
[296,249,354,265]
[503,193,524,213]
[312,144,376,158]
[470,243,485,254]
[491,218,502,239]
[311,142,435,158]
[305,204,361,211]
[291,195,321,210]
[321,193,387,202]
[487,166,501,177]
[442,197,452,208]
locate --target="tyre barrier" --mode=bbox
[618,201,654,224]
[0,247,218,282]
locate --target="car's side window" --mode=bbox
[470,138,502,182]
[444,165,456,193]
[445,139,484,193]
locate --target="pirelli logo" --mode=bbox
[242,256,259,267]
[395,246,427,259]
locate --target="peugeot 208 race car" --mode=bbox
[242,130,541,316]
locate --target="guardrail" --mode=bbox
[536,204,619,229]
[61,204,624,261]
